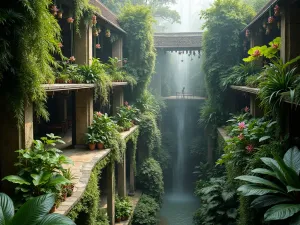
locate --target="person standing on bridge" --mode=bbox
[182,87,185,98]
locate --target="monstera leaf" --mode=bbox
[0,193,75,225]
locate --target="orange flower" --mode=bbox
[67,17,74,23]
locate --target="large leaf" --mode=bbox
[276,156,300,188]
[251,195,292,209]
[0,193,14,225]
[48,175,70,187]
[235,175,285,192]
[251,168,276,177]
[237,184,281,196]
[261,157,286,185]
[36,214,76,225]
[10,194,55,225]
[31,172,51,186]
[259,136,271,142]
[283,147,300,175]
[2,175,30,185]
[264,204,300,221]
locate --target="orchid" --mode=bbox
[238,122,246,130]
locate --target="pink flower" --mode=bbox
[67,17,74,23]
[272,43,279,49]
[274,5,280,16]
[51,5,58,12]
[238,122,246,130]
[124,101,129,106]
[96,112,102,117]
[244,106,250,112]
[246,144,254,153]
[95,44,101,49]
[238,133,244,140]
[58,42,63,48]
[69,56,76,62]
[252,50,261,57]
[268,16,274,24]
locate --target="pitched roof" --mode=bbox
[89,0,126,33]
[154,32,203,51]
[242,0,278,32]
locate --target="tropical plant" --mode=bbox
[115,195,132,220]
[2,134,72,201]
[137,158,164,205]
[114,107,133,131]
[194,176,238,225]
[236,147,300,224]
[132,195,159,225]
[85,133,98,144]
[0,193,75,225]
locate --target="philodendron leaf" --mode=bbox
[251,195,292,209]
[237,184,281,196]
[283,147,300,175]
[2,175,30,185]
[0,193,14,225]
[37,213,76,225]
[10,194,55,225]
[264,204,300,221]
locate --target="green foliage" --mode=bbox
[115,196,132,219]
[132,195,159,225]
[2,134,72,202]
[194,176,238,225]
[245,74,261,88]
[221,63,261,89]
[137,158,164,205]
[0,193,75,225]
[68,156,110,225]
[243,0,269,12]
[114,103,140,131]
[236,147,300,223]
[0,0,62,126]
[200,0,255,128]
[119,5,156,99]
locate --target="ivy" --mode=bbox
[0,0,62,126]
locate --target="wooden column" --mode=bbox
[280,1,290,63]
[75,89,93,145]
[112,38,123,66]
[0,102,33,193]
[112,87,124,116]
[74,22,93,65]
[107,162,115,225]
[117,152,126,198]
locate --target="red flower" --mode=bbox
[244,106,250,112]
[238,133,244,140]
[238,122,246,130]
[67,17,74,23]
[124,101,129,106]
[272,43,279,49]
[246,145,254,153]
[69,56,76,62]
[96,112,102,117]
[252,49,261,57]
[95,44,101,49]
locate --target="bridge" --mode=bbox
[154,32,203,51]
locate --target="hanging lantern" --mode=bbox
[95,44,101,49]
[105,29,111,38]
[57,11,63,19]
[274,5,280,16]
[67,17,74,23]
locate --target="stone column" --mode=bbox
[117,152,126,198]
[0,102,33,193]
[129,159,135,195]
[112,87,124,116]
[74,22,93,65]
[107,162,115,225]
[75,89,93,145]
[112,38,123,66]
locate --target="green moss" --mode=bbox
[125,127,139,174]
[67,155,110,225]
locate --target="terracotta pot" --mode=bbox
[97,143,104,149]
[49,205,56,213]
[62,193,67,201]
[88,143,96,150]
[116,218,121,223]
[121,216,129,221]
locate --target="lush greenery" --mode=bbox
[194,176,238,225]
[0,0,62,125]
[2,134,72,205]
[115,195,132,221]
[0,193,75,225]
[200,0,255,129]
[119,5,156,99]
[132,195,159,225]
[137,158,164,205]
[114,102,140,131]
[236,147,300,224]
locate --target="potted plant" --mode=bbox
[85,133,97,150]
[63,168,76,197]
[115,195,132,222]
[96,133,105,150]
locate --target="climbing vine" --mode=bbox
[119,4,156,100]
[0,0,62,126]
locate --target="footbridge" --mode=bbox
[154,32,203,51]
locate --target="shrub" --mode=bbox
[132,195,159,225]
[137,158,164,204]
